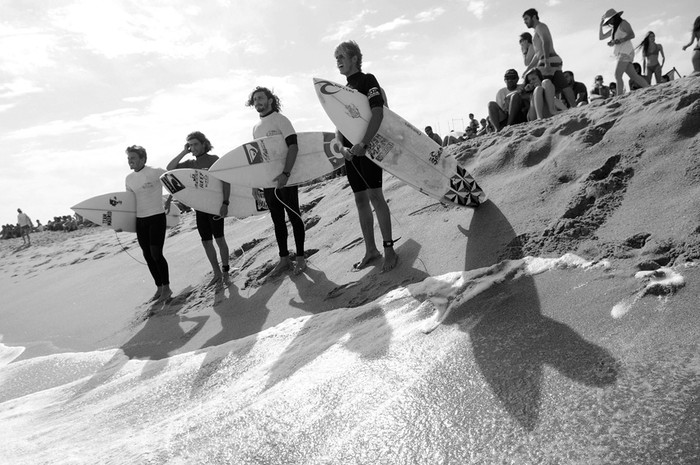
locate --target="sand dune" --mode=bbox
[1,77,699,464]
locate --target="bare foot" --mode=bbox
[207,273,223,287]
[269,256,293,277]
[353,250,382,271]
[158,287,173,302]
[381,247,399,272]
[294,256,307,275]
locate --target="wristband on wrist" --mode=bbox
[222,201,229,206]
[282,171,291,178]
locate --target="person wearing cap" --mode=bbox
[487,69,526,132]
[590,75,611,102]
[522,8,575,108]
[599,8,649,95]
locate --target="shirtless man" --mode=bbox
[522,8,575,108]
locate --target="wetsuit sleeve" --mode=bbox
[364,73,385,109]
[284,134,298,147]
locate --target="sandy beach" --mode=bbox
[1,77,699,464]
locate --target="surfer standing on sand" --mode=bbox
[125,145,172,302]
[166,132,231,286]
[334,40,398,273]
[246,86,306,276]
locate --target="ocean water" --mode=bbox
[1,255,698,465]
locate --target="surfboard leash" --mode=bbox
[114,230,146,265]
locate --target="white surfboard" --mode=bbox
[313,78,486,207]
[160,169,268,218]
[71,192,180,233]
[209,131,345,188]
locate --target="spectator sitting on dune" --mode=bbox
[562,70,588,106]
[590,75,611,101]
[525,69,567,121]
[488,68,527,132]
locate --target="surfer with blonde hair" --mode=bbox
[334,40,398,272]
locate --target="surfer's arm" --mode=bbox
[273,135,299,188]
[166,144,190,171]
[353,106,383,157]
[219,182,230,217]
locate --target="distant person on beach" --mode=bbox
[637,31,665,84]
[124,145,171,302]
[562,71,588,106]
[166,131,231,286]
[629,63,645,90]
[246,86,306,276]
[599,8,649,95]
[522,8,576,108]
[682,16,700,75]
[520,32,535,67]
[334,40,398,272]
[590,75,611,101]
[467,113,479,136]
[425,126,443,145]
[488,68,526,132]
[525,69,566,121]
[16,208,32,245]
[609,82,617,97]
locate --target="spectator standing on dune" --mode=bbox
[599,8,649,95]
[682,16,700,75]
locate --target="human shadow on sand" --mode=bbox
[70,286,207,400]
[263,239,429,391]
[444,200,619,431]
[188,277,282,398]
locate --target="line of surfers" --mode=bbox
[125,40,397,304]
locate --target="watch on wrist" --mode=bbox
[282,171,291,178]
[222,201,230,206]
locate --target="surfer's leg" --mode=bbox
[202,240,222,285]
[352,190,381,269]
[279,187,306,275]
[264,188,290,257]
[368,187,398,272]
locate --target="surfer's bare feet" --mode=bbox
[381,240,399,272]
[353,250,381,271]
[270,256,293,277]
[157,286,172,302]
[149,289,162,302]
[207,272,223,287]
[294,256,307,275]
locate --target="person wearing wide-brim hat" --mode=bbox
[598,8,649,96]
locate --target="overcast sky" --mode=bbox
[1,0,697,224]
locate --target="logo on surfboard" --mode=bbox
[102,211,112,226]
[108,196,122,206]
[244,142,267,165]
[322,132,345,169]
[160,173,186,194]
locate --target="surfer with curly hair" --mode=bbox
[246,86,306,276]
[166,131,231,286]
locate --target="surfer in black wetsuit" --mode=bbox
[334,40,398,272]
[166,132,231,286]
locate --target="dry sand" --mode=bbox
[1,76,699,463]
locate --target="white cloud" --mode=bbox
[0,79,43,99]
[387,41,410,51]
[321,9,376,42]
[464,0,487,19]
[365,16,412,35]
[415,7,446,22]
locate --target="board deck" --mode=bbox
[160,169,267,218]
[313,78,486,207]
[209,132,344,188]
[71,192,180,233]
